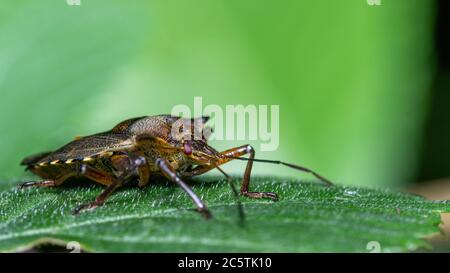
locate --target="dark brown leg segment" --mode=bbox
[156,158,212,219]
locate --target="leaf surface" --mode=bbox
[0,177,449,252]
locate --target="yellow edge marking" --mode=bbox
[50,160,59,165]
[38,162,47,166]
[100,151,113,157]
[65,159,74,164]
[83,157,93,162]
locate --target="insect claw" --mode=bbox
[18,182,30,189]
[242,191,279,201]
[18,180,56,189]
[198,208,213,220]
[18,181,40,189]
[73,202,101,215]
[264,192,279,201]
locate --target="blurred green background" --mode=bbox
[0,0,443,188]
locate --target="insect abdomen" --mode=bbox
[20,151,53,166]
[30,151,114,167]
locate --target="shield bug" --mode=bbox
[20,115,333,218]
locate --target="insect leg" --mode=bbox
[78,164,116,185]
[19,172,76,189]
[156,158,212,219]
[72,165,122,214]
[222,145,278,200]
[101,152,150,188]
[133,154,150,188]
[182,145,278,201]
[73,157,146,214]
[19,180,57,188]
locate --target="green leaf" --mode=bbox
[0,176,449,252]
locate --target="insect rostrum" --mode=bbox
[19,115,332,219]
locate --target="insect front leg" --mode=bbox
[156,158,212,219]
[182,145,278,201]
[227,145,278,200]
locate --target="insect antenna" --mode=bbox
[228,157,334,186]
[215,166,246,226]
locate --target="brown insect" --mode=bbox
[20,115,333,218]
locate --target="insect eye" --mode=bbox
[183,142,192,155]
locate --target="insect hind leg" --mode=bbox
[19,180,57,189]
[73,156,147,214]
[19,171,76,189]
